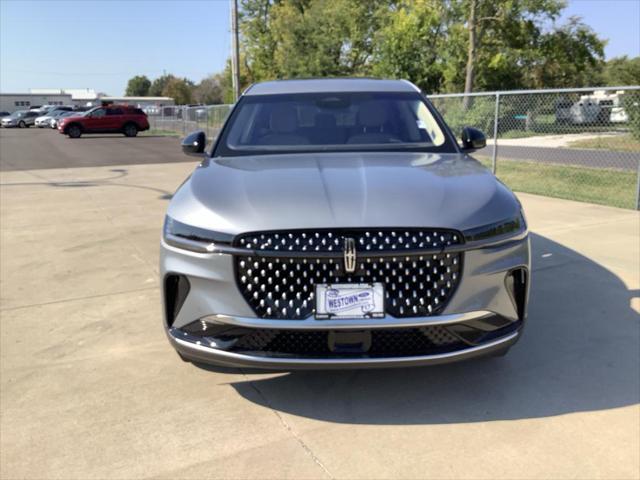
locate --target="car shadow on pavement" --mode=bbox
[214,233,640,424]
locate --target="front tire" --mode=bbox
[18,121,26,128]
[67,125,82,138]
[123,123,138,137]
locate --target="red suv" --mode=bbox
[58,105,150,138]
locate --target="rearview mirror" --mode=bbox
[182,131,207,157]
[460,127,486,152]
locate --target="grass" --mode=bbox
[476,156,637,209]
[566,133,640,153]
[499,130,543,139]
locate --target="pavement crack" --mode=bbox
[241,370,335,479]
[0,286,158,312]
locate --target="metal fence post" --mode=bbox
[492,92,500,174]
[636,158,640,210]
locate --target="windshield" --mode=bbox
[215,92,455,156]
[11,111,26,118]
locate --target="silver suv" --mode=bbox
[1,110,39,128]
[161,78,530,369]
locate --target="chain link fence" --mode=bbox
[430,86,640,210]
[147,104,232,143]
[148,86,640,210]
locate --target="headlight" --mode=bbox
[463,211,527,243]
[163,216,233,253]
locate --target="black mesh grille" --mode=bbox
[234,229,463,319]
[230,326,463,358]
[236,228,461,252]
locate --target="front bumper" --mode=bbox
[161,234,530,369]
[168,323,521,369]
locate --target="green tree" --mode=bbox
[241,0,385,81]
[238,0,606,96]
[149,74,176,97]
[194,74,224,104]
[602,56,640,86]
[162,77,193,105]
[372,0,449,93]
[125,75,151,96]
[524,17,605,89]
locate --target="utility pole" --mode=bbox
[230,0,240,102]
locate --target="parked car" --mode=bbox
[555,90,628,125]
[161,78,530,369]
[50,110,83,129]
[35,107,74,128]
[58,105,150,138]
[0,111,10,125]
[1,110,39,128]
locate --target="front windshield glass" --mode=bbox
[216,92,455,156]
[11,111,26,118]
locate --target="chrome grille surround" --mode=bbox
[234,229,463,320]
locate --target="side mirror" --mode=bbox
[182,130,207,157]
[460,127,487,151]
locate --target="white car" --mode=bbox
[35,108,74,127]
[50,111,83,129]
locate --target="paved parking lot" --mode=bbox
[0,128,187,171]
[1,132,639,479]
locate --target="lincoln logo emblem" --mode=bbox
[343,238,357,273]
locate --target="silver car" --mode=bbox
[34,107,74,127]
[1,110,39,128]
[161,79,530,369]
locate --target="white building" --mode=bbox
[100,96,175,108]
[0,93,73,113]
[0,88,175,114]
[30,88,100,106]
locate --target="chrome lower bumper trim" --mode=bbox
[197,310,496,331]
[167,329,520,370]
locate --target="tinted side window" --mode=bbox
[107,109,124,115]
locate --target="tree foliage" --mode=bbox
[149,74,176,97]
[125,75,151,96]
[601,56,640,86]
[162,77,194,105]
[238,0,609,95]
[241,0,385,81]
[193,74,225,104]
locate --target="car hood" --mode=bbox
[168,151,521,234]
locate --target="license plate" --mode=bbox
[315,283,385,319]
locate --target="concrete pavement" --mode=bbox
[1,158,639,479]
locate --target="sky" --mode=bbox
[0,0,638,95]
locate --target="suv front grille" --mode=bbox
[234,229,463,319]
